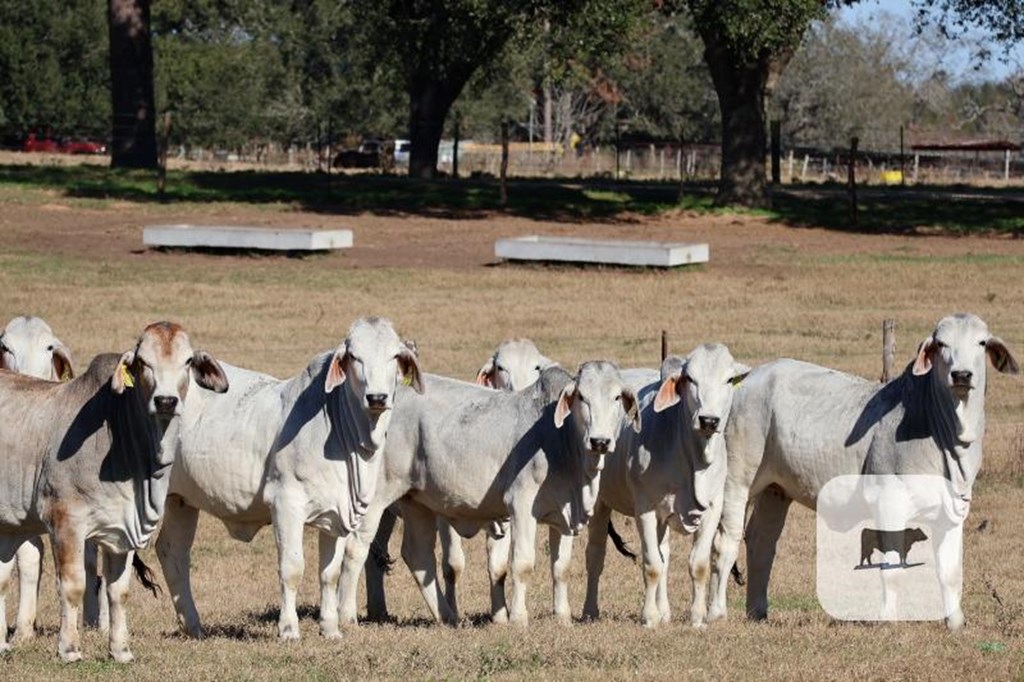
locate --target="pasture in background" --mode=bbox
[0,172,1022,678]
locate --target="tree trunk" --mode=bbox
[407,80,457,179]
[108,0,158,169]
[699,28,792,208]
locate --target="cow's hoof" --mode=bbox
[59,649,83,664]
[946,611,965,631]
[11,627,34,643]
[491,610,509,625]
[110,649,135,664]
[277,624,301,641]
[554,612,572,627]
[0,641,11,655]
[509,613,529,627]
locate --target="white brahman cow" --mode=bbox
[709,313,1017,630]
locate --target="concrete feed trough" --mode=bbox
[143,225,353,252]
[495,235,709,268]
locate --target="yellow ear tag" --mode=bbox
[120,364,135,389]
[60,367,72,383]
[402,375,412,386]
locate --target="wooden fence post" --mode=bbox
[661,330,668,363]
[848,136,859,228]
[500,119,509,207]
[881,319,896,383]
[770,119,781,185]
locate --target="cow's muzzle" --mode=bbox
[153,395,179,416]
[698,415,720,438]
[950,370,973,399]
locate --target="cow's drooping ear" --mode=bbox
[191,350,229,393]
[51,343,74,382]
[0,334,11,371]
[324,344,348,394]
[986,336,1020,375]
[730,363,752,386]
[913,336,935,376]
[621,386,642,433]
[398,346,424,394]
[554,381,577,429]
[654,370,685,413]
[475,358,496,387]
[111,350,136,394]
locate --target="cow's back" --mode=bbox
[728,359,887,507]
[389,373,548,519]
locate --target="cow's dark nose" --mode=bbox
[154,396,179,414]
[951,370,973,386]
[699,416,720,432]
[589,437,610,453]
[366,393,388,409]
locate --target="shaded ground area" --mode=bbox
[3,158,1024,234]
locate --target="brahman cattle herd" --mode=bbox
[0,312,1016,662]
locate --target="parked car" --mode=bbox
[23,133,59,153]
[21,133,107,155]
[62,138,107,155]
[334,139,394,170]
[394,139,411,165]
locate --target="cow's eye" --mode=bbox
[979,340,987,347]
[935,340,947,349]
[46,345,54,352]
[185,356,193,366]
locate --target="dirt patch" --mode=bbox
[4,198,1021,271]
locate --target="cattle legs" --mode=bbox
[655,520,671,624]
[486,528,511,623]
[549,527,574,625]
[13,537,43,641]
[635,508,667,628]
[155,495,204,638]
[581,502,612,621]
[318,532,345,639]
[935,524,965,630]
[689,492,723,627]
[364,505,398,622]
[271,496,307,640]
[51,528,87,662]
[103,551,134,663]
[399,502,456,625]
[507,509,538,626]
[438,519,466,619]
[744,486,792,621]
[339,500,389,626]
[708,474,752,623]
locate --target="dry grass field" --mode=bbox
[1,182,1023,679]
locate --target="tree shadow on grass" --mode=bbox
[770,184,1024,236]
[0,164,715,223]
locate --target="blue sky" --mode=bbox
[836,0,1023,82]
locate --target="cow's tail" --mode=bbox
[370,508,397,575]
[731,562,745,586]
[132,554,162,598]
[608,520,638,562]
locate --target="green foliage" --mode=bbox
[681,0,828,64]
[0,0,109,136]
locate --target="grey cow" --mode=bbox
[709,313,1018,630]
[339,362,641,626]
[367,338,555,621]
[0,322,228,662]
[583,345,749,627]
[0,316,76,642]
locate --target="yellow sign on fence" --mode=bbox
[880,170,903,184]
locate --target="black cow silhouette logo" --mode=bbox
[859,527,928,567]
